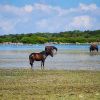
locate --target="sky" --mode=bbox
[0,0,100,35]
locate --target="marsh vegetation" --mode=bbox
[0,69,100,100]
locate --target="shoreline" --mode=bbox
[0,42,100,46]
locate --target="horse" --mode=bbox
[29,50,53,69]
[45,46,58,54]
[90,44,98,52]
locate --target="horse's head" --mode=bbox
[52,46,57,54]
[45,46,57,55]
[46,50,53,57]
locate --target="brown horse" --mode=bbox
[29,50,53,69]
[90,44,98,52]
[45,46,58,54]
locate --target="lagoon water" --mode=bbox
[0,44,100,70]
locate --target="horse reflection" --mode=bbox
[29,50,53,69]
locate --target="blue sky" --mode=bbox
[0,0,100,35]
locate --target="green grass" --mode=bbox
[0,69,100,100]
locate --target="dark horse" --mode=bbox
[45,46,58,54]
[90,44,98,52]
[29,50,53,69]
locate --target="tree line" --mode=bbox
[0,30,100,44]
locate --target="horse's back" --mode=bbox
[29,53,43,61]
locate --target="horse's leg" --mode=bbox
[96,48,98,52]
[41,61,43,70]
[42,60,45,69]
[30,60,34,69]
[41,60,45,70]
[90,48,91,52]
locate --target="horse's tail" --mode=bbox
[29,53,34,67]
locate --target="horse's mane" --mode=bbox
[40,51,46,54]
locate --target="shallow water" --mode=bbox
[0,44,100,70]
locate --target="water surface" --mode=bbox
[0,44,100,70]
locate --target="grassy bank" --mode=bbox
[0,69,100,100]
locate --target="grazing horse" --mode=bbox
[29,51,53,69]
[45,46,58,54]
[90,44,98,52]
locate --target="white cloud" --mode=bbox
[79,3,97,11]
[36,19,48,28]
[0,3,99,17]
[0,4,33,17]
[24,5,33,13]
[33,3,52,13]
[59,3,99,16]
[35,17,65,32]
[72,15,92,28]
[0,17,30,34]
[0,4,33,34]
[0,20,16,34]
[0,3,100,34]
[65,15,93,31]
[33,3,67,16]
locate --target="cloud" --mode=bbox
[33,3,68,16]
[24,5,33,13]
[0,3,100,34]
[0,4,33,17]
[79,3,97,11]
[36,19,48,28]
[65,15,94,31]
[0,19,16,34]
[35,18,59,32]
[70,15,92,29]
[33,3,52,13]
[0,4,33,34]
